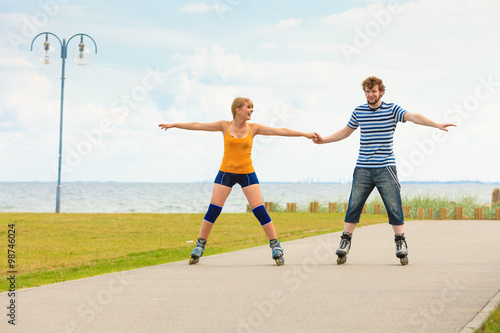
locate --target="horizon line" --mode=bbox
[1,180,499,185]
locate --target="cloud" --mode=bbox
[288,41,340,53]
[267,18,303,31]
[179,2,229,14]
[260,42,277,49]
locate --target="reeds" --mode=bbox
[264,194,500,220]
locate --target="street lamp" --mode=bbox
[31,32,98,213]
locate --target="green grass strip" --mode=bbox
[476,304,500,333]
[0,212,387,291]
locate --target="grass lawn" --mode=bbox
[0,212,387,292]
[477,305,500,333]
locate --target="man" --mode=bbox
[313,76,455,265]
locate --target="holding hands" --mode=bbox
[312,132,323,144]
[305,132,318,140]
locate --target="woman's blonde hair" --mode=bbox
[231,97,253,119]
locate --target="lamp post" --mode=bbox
[31,32,97,213]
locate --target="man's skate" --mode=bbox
[395,233,409,266]
[189,238,207,265]
[270,239,284,266]
[336,231,352,265]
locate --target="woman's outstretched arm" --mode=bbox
[252,123,316,139]
[159,121,229,133]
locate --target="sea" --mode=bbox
[0,182,498,213]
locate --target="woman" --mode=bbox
[159,97,316,266]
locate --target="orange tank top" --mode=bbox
[219,122,254,174]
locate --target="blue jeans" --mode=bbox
[345,166,404,225]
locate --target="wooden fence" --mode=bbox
[247,202,500,220]
[244,190,500,220]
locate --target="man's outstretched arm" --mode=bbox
[404,112,456,131]
[313,126,356,144]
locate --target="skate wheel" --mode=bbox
[400,256,409,266]
[275,258,284,266]
[189,257,199,265]
[337,256,347,265]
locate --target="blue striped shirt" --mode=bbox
[347,102,407,168]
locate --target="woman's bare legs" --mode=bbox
[242,183,284,265]
[198,184,232,239]
[242,184,277,240]
[190,184,232,264]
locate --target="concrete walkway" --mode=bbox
[1,220,500,333]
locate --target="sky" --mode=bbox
[0,0,499,183]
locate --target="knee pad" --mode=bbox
[252,205,271,226]
[204,203,222,224]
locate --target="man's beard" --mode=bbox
[367,95,381,107]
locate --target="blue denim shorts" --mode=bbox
[345,166,404,225]
[214,171,259,188]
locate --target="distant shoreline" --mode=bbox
[1,182,498,214]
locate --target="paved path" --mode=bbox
[1,220,500,333]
